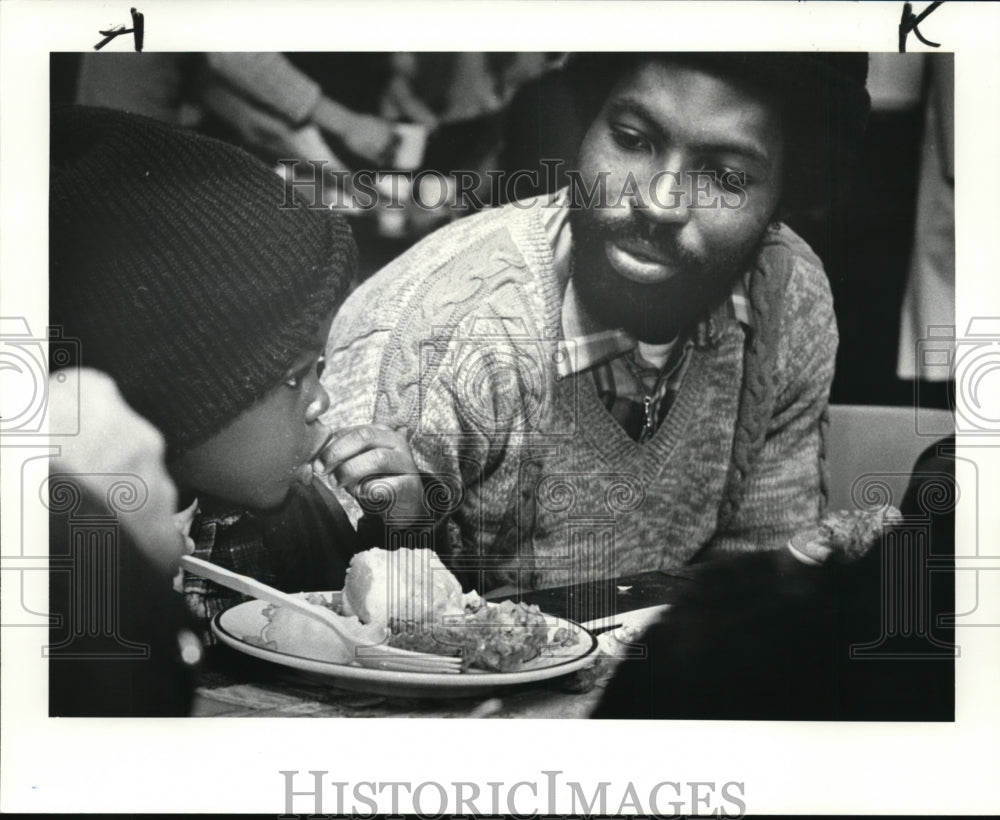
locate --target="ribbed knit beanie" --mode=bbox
[50,106,357,455]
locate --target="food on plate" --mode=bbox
[252,592,384,664]
[789,506,903,565]
[341,547,465,629]
[391,598,579,672]
[253,548,581,673]
[343,548,577,672]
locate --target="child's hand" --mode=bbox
[315,424,426,523]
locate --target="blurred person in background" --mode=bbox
[73,52,398,217]
[896,54,955,392]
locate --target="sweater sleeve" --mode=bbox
[408,317,545,590]
[705,254,837,555]
[323,269,543,590]
[321,206,555,590]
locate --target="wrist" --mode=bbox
[313,97,355,138]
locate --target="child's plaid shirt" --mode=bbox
[176,483,362,643]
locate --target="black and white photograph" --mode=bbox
[2,1,999,816]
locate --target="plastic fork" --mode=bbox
[181,555,462,674]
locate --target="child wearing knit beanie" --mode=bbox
[49,106,425,632]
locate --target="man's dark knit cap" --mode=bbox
[50,106,357,454]
[564,51,870,140]
[563,52,872,210]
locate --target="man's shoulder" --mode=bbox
[737,222,836,384]
[756,223,825,280]
[753,224,837,387]
[340,198,560,345]
[364,198,554,296]
[328,198,562,432]
[753,222,833,314]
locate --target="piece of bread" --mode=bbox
[342,548,464,629]
[259,593,382,664]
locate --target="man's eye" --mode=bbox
[695,167,752,191]
[716,167,744,181]
[611,128,651,154]
[315,355,326,379]
[694,165,733,179]
[721,169,750,186]
[706,166,751,185]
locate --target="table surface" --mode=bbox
[191,570,695,718]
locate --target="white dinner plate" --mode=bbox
[594,604,671,659]
[212,592,600,699]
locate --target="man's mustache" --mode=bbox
[589,213,702,275]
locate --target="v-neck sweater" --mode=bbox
[324,198,837,591]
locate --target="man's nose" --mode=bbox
[637,168,690,226]
[306,383,331,423]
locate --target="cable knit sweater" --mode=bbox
[323,198,836,591]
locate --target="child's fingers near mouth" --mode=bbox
[312,424,409,476]
[308,429,336,477]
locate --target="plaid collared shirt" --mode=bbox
[181,501,256,639]
[177,484,362,643]
[543,188,753,442]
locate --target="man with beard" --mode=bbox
[322,53,871,593]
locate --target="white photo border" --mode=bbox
[2,1,999,815]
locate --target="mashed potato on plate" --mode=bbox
[342,547,464,629]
